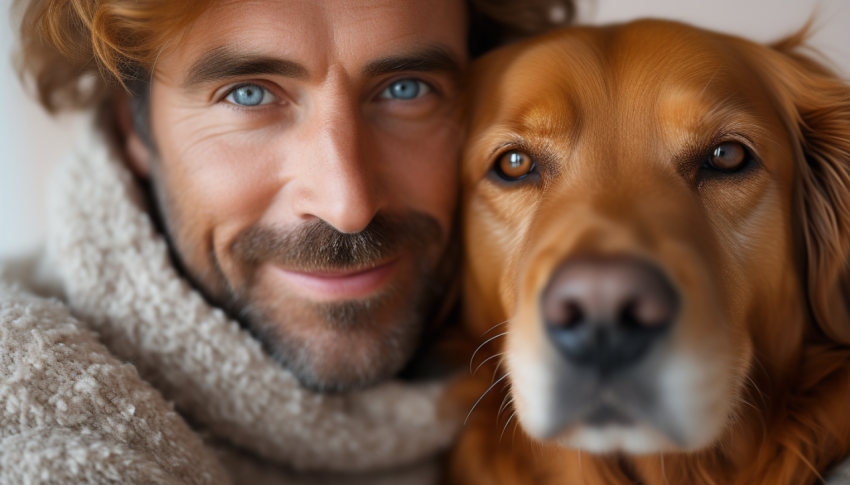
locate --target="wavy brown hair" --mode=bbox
[13,0,576,114]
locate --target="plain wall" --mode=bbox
[1,0,849,257]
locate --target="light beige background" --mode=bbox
[1,0,849,257]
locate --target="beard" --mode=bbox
[227,213,452,392]
[244,273,429,392]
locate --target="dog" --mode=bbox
[450,19,850,485]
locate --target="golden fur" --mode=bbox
[451,20,850,485]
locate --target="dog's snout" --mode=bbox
[541,257,679,374]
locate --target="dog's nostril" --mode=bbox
[618,297,672,328]
[564,301,585,328]
[618,300,641,328]
[547,300,585,329]
[541,256,679,373]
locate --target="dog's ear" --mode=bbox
[762,30,850,344]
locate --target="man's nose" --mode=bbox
[540,257,679,375]
[294,97,381,234]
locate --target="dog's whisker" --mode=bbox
[493,358,509,383]
[787,443,824,483]
[498,395,514,418]
[736,393,768,444]
[464,373,511,425]
[497,394,510,417]
[743,373,767,407]
[480,319,510,338]
[472,352,505,376]
[500,412,516,442]
[735,396,758,412]
[498,400,515,423]
[469,332,509,374]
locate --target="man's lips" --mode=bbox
[270,258,401,301]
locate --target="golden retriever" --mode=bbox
[450,19,850,485]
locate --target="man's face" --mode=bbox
[126,0,467,392]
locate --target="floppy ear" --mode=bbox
[766,32,850,344]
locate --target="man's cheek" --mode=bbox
[153,142,279,294]
[164,134,282,215]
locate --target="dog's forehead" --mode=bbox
[474,20,773,141]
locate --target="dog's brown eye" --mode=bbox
[708,142,747,171]
[496,150,534,180]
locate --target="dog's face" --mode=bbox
[462,20,850,454]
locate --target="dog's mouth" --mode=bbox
[584,402,633,426]
[569,384,652,431]
[555,358,697,448]
[526,335,693,450]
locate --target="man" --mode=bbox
[1,0,571,483]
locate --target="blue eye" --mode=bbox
[379,79,430,100]
[226,84,273,106]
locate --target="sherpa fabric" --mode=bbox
[0,119,459,484]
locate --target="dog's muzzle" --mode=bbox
[533,255,684,437]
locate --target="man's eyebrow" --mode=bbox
[362,46,461,78]
[185,47,309,87]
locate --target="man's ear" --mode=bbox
[115,90,153,179]
[765,31,850,344]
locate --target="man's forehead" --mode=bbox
[159,0,467,84]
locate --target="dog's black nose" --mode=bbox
[541,257,678,375]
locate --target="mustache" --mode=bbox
[231,212,443,272]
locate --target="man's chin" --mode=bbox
[245,292,427,393]
[266,323,423,393]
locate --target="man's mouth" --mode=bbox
[270,258,402,301]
